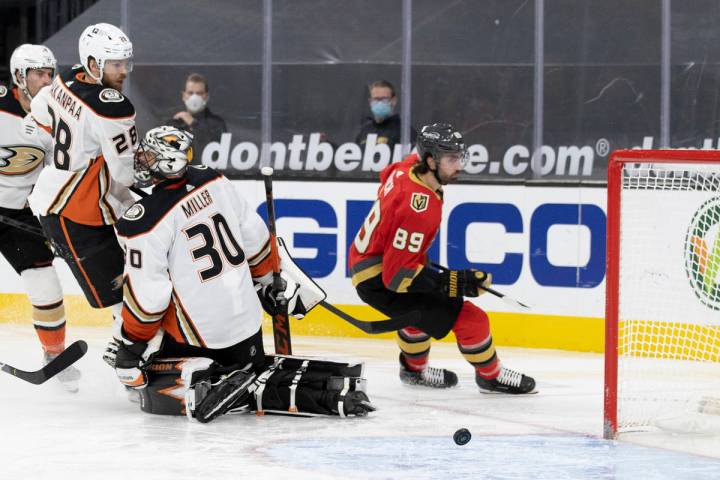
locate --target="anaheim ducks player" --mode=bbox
[113,126,374,422]
[349,123,536,394]
[0,44,79,392]
[27,23,137,366]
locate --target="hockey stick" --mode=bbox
[261,167,292,355]
[431,263,531,309]
[0,187,150,261]
[0,340,87,385]
[318,300,419,334]
[0,212,45,237]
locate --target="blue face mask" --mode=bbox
[370,100,393,122]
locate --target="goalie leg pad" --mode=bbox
[191,367,257,423]
[140,357,215,416]
[253,355,375,417]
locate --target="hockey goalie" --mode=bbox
[112,126,375,422]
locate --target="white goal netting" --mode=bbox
[616,161,720,434]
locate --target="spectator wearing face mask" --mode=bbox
[167,73,227,159]
[355,79,416,152]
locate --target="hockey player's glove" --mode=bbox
[115,339,150,389]
[440,269,492,298]
[115,330,163,389]
[258,277,308,319]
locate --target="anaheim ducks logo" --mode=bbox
[0,145,45,175]
[410,192,429,213]
[99,88,124,103]
[122,203,145,221]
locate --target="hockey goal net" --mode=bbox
[604,149,720,439]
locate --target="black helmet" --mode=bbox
[416,123,466,162]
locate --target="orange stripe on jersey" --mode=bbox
[57,156,108,226]
[31,116,52,134]
[171,291,206,347]
[123,276,165,322]
[122,305,161,341]
[157,289,206,348]
[160,306,184,345]
[59,216,104,307]
[248,236,279,279]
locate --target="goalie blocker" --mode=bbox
[138,355,375,422]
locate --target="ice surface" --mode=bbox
[1,325,719,479]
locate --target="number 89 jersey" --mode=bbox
[348,153,443,292]
[27,66,136,226]
[116,166,273,349]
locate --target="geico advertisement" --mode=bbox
[240,181,609,318]
[0,182,609,319]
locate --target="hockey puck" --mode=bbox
[453,428,471,446]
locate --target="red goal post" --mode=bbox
[604,149,720,439]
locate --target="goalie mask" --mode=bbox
[10,44,56,99]
[134,126,194,187]
[78,23,133,82]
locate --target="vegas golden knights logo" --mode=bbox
[410,192,429,213]
[0,145,45,176]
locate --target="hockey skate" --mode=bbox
[399,354,458,388]
[44,350,81,393]
[476,366,536,394]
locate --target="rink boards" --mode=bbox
[0,180,610,352]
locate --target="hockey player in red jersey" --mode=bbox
[349,123,535,394]
[0,44,79,392]
[113,126,375,422]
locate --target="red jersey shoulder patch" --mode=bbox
[410,192,429,213]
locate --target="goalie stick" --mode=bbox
[261,167,292,355]
[431,263,531,309]
[0,340,87,385]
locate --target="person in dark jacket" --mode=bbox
[355,79,416,151]
[167,73,227,159]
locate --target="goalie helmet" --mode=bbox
[134,126,194,187]
[78,23,133,82]
[9,44,56,98]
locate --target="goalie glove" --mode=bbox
[440,269,492,298]
[258,277,306,318]
[114,330,163,389]
[255,237,327,319]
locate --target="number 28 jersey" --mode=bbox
[116,166,275,349]
[28,66,137,225]
[348,153,443,292]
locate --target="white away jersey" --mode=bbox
[27,66,136,225]
[116,166,276,349]
[0,85,50,209]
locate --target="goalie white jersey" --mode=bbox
[27,66,136,225]
[0,85,50,209]
[116,166,277,349]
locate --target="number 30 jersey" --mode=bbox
[116,166,276,349]
[348,153,443,292]
[28,66,136,225]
